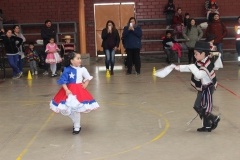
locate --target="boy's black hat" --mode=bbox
[205,34,216,42]
[194,41,211,52]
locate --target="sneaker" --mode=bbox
[126,72,131,75]
[166,25,170,29]
[18,72,23,77]
[12,75,20,79]
[211,116,220,130]
[197,127,211,132]
[32,73,34,76]
[51,74,56,77]
[43,71,49,75]
[35,71,38,75]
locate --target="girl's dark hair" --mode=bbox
[12,25,20,33]
[186,18,196,33]
[65,52,81,67]
[128,17,136,24]
[238,16,240,20]
[0,9,3,14]
[105,20,116,30]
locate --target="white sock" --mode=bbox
[68,112,75,124]
[50,64,56,74]
[73,112,81,131]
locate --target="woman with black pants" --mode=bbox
[122,17,142,75]
[101,20,120,75]
[0,29,23,79]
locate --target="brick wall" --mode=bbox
[1,0,240,56]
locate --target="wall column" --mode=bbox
[79,0,87,54]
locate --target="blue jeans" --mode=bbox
[17,54,23,72]
[7,54,20,76]
[214,43,223,60]
[104,49,115,70]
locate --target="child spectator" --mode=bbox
[0,9,4,30]
[26,42,40,75]
[184,13,190,27]
[162,30,176,64]
[164,0,176,29]
[45,37,62,77]
[60,35,76,67]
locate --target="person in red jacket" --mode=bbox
[172,7,184,39]
[206,13,227,61]
[235,16,240,62]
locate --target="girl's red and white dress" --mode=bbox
[45,43,62,64]
[50,65,99,115]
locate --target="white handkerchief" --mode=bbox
[154,64,176,78]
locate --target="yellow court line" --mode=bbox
[15,113,55,160]
[91,104,170,160]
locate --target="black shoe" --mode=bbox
[136,72,140,75]
[212,116,220,130]
[197,127,211,132]
[126,72,131,75]
[72,127,81,135]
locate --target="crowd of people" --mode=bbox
[0,0,240,79]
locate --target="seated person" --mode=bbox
[162,30,177,64]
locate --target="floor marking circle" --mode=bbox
[91,102,169,160]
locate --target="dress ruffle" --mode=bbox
[49,83,99,116]
[50,94,99,116]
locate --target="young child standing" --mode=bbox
[26,42,40,75]
[49,52,99,135]
[162,30,176,64]
[174,41,221,132]
[60,35,76,66]
[45,37,62,77]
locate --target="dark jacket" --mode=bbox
[162,37,176,49]
[164,3,176,14]
[41,26,56,47]
[101,28,120,49]
[122,25,142,49]
[0,31,23,55]
[184,18,191,27]
[172,14,183,25]
[206,20,228,43]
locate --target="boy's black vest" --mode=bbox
[191,58,217,91]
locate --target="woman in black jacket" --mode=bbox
[101,20,120,75]
[0,29,23,79]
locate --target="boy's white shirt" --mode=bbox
[176,54,223,85]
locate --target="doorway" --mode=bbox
[94,2,135,56]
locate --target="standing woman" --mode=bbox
[235,16,240,62]
[182,18,203,64]
[122,17,142,75]
[0,29,23,79]
[13,25,26,73]
[101,20,120,75]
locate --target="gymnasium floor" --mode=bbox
[0,60,240,160]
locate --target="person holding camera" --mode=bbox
[101,20,120,75]
[122,17,142,75]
